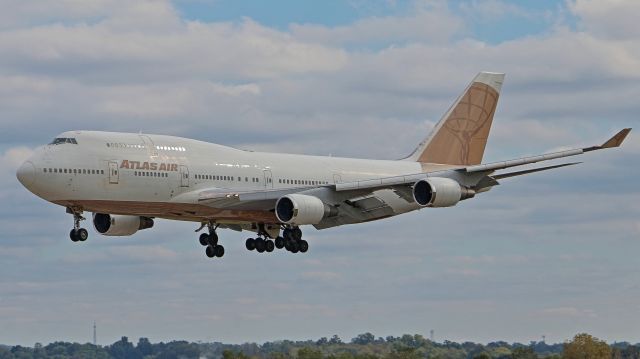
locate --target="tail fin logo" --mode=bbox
[407,72,504,166]
[435,82,499,165]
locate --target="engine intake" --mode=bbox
[412,177,475,208]
[275,194,336,225]
[93,213,154,236]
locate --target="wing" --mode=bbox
[172,129,630,228]
[335,128,631,191]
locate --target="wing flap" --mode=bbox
[492,162,581,180]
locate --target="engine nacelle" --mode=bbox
[412,177,475,208]
[93,213,154,236]
[275,194,332,225]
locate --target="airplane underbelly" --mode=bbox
[54,199,278,223]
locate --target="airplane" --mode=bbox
[16,72,631,259]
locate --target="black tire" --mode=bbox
[207,233,218,246]
[205,245,215,258]
[199,233,209,246]
[275,236,285,249]
[245,238,256,251]
[214,245,225,258]
[77,228,88,241]
[283,228,293,241]
[290,241,299,253]
[292,227,302,241]
[298,240,309,253]
[69,229,79,242]
[255,239,266,253]
[265,240,275,252]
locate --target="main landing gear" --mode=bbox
[197,222,224,259]
[245,226,308,254]
[68,207,89,243]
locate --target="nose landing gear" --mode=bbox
[68,207,88,242]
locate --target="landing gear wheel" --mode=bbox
[207,232,218,246]
[298,240,309,253]
[290,241,300,253]
[265,240,275,252]
[214,245,225,258]
[246,238,256,251]
[70,229,79,242]
[205,245,215,258]
[275,236,285,249]
[199,233,209,246]
[283,228,293,241]
[77,228,88,241]
[70,228,88,242]
[255,239,266,253]
[292,227,302,241]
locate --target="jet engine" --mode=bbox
[92,213,154,236]
[412,177,475,208]
[275,194,336,225]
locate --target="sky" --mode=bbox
[0,0,639,347]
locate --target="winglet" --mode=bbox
[601,128,631,148]
[584,128,632,152]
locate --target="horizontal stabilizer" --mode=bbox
[492,162,581,180]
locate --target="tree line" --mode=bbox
[1,333,638,359]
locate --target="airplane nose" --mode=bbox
[17,161,36,188]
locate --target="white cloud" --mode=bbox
[1,0,640,346]
[569,0,640,40]
[290,4,464,46]
[1,146,33,169]
[458,0,533,22]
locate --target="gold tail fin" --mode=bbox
[407,72,505,165]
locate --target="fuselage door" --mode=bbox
[108,161,119,184]
[139,135,158,158]
[333,173,342,184]
[179,165,189,187]
[263,169,273,189]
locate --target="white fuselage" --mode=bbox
[19,131,437,225]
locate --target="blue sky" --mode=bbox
[1,0,639,347]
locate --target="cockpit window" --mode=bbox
[49,138,78,145]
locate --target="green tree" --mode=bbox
[386,347,421,359]
[317,338,329,346]
[109,336,142,359]
[352,334,376,345]
[472,353,490,359]
[136,338,153,357]
[155,341,199,359]
[622,345,640,359]
[0,347,13,359]
[223,349,250,359]
[297,347,323,359]
[562,333,611,359]
[271,352,290,359]
[511,347,538,359]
